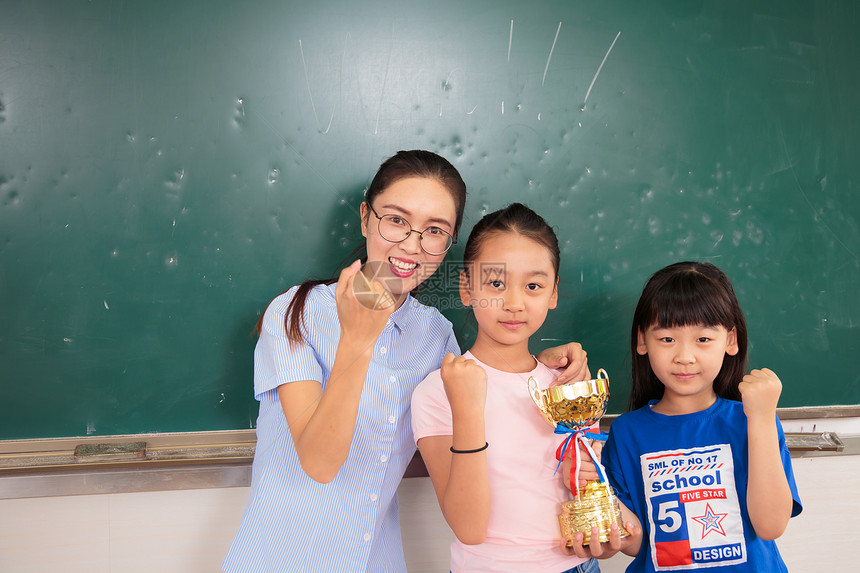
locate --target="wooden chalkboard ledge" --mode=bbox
[784,432,844,453]
[775,405,860,419]
[0,430,257,500]
[0,430,256,474]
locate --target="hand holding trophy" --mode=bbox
[529,369,629,546]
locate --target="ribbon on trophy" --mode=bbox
[554,425,609,499]
[530,370,629,546]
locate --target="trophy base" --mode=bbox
[559,480,629,546]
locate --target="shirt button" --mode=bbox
[364,533,371,542]
[370,493,378,502]
[389,375,396,383]
[388,415,396,424]
[380,454,388,463]
[379,347,387,355]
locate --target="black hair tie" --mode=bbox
[450,442,489,454]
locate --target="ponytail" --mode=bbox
[252,278,336,348]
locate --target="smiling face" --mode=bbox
[637,323,739,414]
[360,176,457,300]
[461,232,558,372]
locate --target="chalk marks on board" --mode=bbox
[299,39,335,135]
[373,24,396,136]
[294,22,622,130]
[583,31,622,110]
[542,22,563,87]
[777,123,857,259]
[249,104,339,194]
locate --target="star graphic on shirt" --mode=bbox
[691,503,728,538]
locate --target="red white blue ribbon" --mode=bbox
[554,425,609,498]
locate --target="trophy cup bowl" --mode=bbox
[529,369,629,546]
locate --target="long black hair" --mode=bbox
[629,261,748,410]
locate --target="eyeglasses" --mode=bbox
[367,203,455,256]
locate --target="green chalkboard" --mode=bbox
[1,0,858,440]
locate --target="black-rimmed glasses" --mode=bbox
[367,203,455,256]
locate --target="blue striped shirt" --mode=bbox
[223,283,459,572]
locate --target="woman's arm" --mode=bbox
[417,354,490,544]
[741,368,793,540]
[278,261,395,483]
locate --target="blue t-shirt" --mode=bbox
[223,283,460,573]
[603,398,802,572]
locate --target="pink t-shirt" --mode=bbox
[411,352,591,573]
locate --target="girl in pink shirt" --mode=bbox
[412,203,636,572]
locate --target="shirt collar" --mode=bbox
[389,294,418,332]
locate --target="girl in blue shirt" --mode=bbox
[223,150,591,573]
[569,261,802,572]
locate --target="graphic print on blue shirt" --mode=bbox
[641,444,745,570]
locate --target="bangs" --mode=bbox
[630,261,748,407]
[646,272,735,329]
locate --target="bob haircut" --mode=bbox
[629,261,748,410]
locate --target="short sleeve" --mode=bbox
[443,327,460,358]
[410,369,454,444]
[253,287,325,400]
[602,422,634,511]
[777,418,803,517]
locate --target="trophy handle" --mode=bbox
[528,377,555,428]
[528,376,543,411]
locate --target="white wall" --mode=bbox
[0,453,855,572]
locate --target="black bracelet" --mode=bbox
[450,442,488,454]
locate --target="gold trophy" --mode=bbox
[528,369,629,546]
